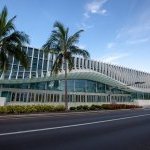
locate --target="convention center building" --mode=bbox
[0,46,150,107]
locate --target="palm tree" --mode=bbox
[42,21,90,110]
[0,6,30,74]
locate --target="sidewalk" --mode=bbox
[0,108,140,120]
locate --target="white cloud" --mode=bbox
[107,42,115,49]
[76,22,94,30]
[83,12,90,18]
[84,0,108,18]
[115,20,150,45]
[126,38,149,45]
[101,53,129,63]
[77,44,87,49]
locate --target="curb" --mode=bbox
[0,108,141,119]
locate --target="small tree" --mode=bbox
[42,21,90,110]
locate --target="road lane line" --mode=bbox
[0,113,150,136]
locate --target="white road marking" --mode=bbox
[0,113,150,136]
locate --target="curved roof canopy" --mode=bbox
[0,70,149,93]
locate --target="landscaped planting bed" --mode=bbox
[69,104,141,111]
[0,104,141,114]
[0,105,65,114]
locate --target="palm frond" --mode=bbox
[0,6,7,26]
[0,50,9,71]
[1,16,16,38]
[54,21,66,40]
[2,44,29,69]
[66,52,74,71]
[0,6,30,72]
[42,32,60,53]
[51,53,63,75]
[67,30,84,47]
[70,45,90,58]
[43,21,90,74]
[2,31,30,45]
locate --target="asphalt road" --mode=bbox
[0,109,150,150]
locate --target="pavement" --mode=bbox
[0,108,150,150]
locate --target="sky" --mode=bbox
[1,0,150,72]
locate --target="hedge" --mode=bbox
[70,104,141,111]
[0,104,141,114]
[0,105,65,114]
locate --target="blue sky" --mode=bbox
[1,0,150,72]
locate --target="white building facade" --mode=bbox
[0,46,150,107]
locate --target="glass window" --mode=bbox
[31,72,36,78]
[24,72,30,78]
[37,82,46,90]
[20,93,24,102]
[91,61,93,69]
[84,59,87,68]
[38,59,43,70]
[19,65,24,71]
[30,83,36,89]
[28,48,33,56]
[97,62,100,72]
[13,65,18,71]
[34,49,39,57]
[75,80,86,92]
[49,60,53,71]
[39,50,43,58]
[1,91,11,102]
[4,72,10,79]
[47,80,60,90]
[43,71,47,77]
[76,58,79,69]
[11,72,17,79]
[97,82,105,93]
[17,72,23,79]
[44,53,48,59]
[21,84,29,89]
[32,58,37,71]
[87,60,90,69]
[43,60,47,70]
[13,58,19,65]
[94,61,97,70]
[67,80,74,92]
[80,58,82,68]
[86,80,96,93]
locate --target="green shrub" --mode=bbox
[90,105,101,110]
[82,105,89,110]
[0,106,7,114]
[70,107,76,111]
[101,104,141,110]
[0,104,141,114]
[0,105,65,114]
[54,105,65,111]
[76,105,83,110]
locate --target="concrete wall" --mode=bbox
[134,100,150,107]
[0,97,6,106]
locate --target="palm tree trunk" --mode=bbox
[64,59,68,111]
